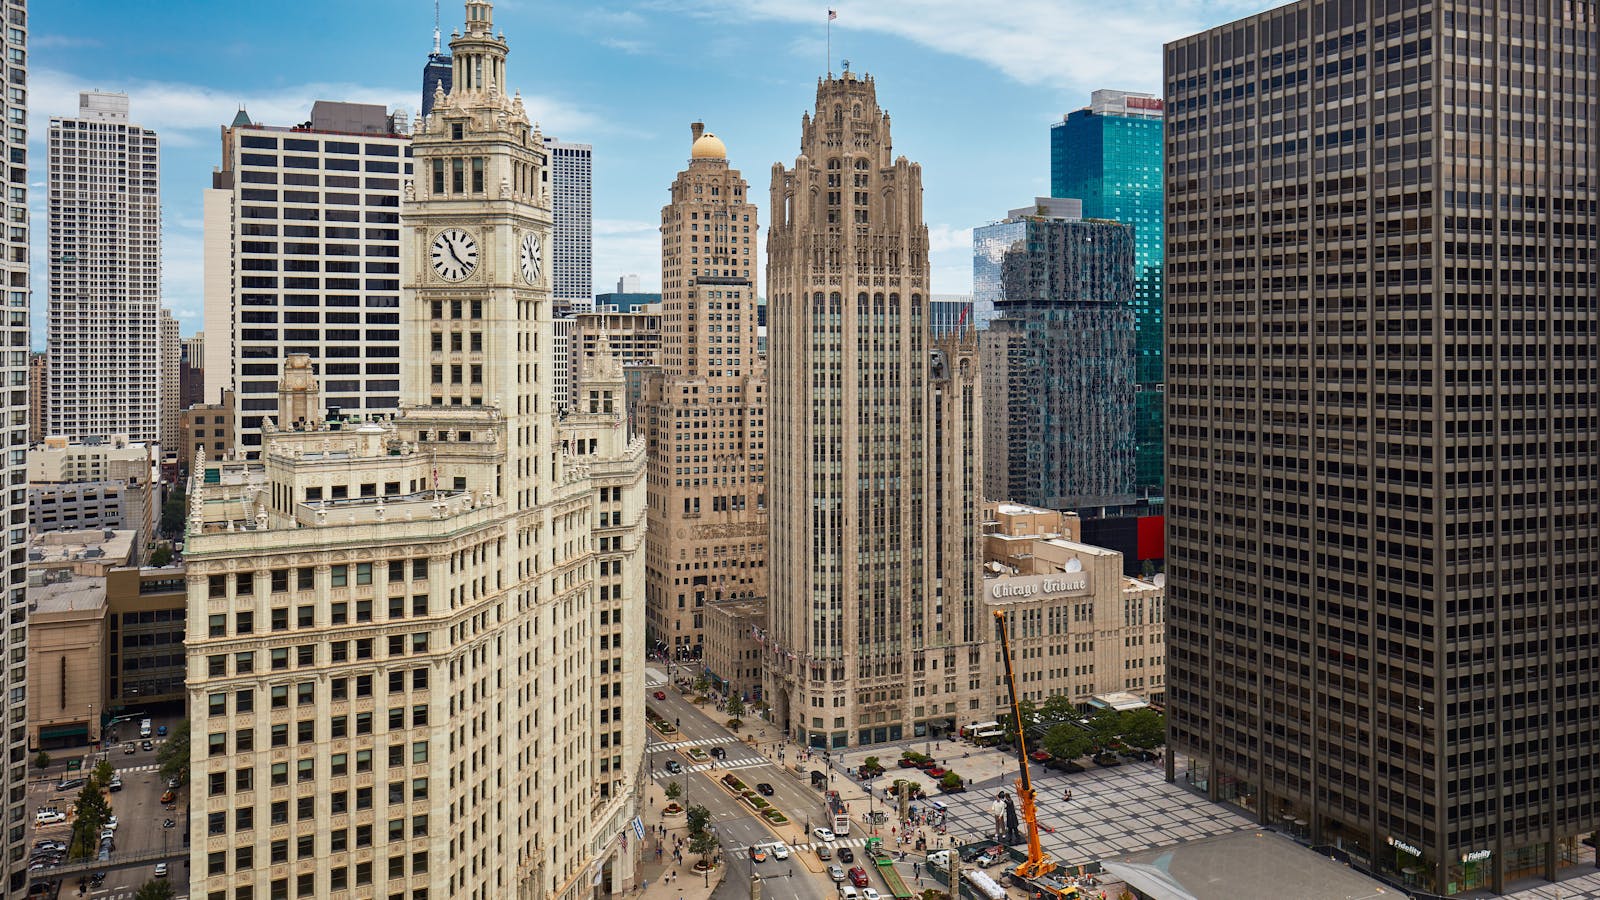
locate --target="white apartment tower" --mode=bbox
[182,4,646,898]
[46,91,163,444]
[0,2,27,895]
[203,101,411,455]
[541,136,591,314]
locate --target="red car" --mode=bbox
[652,691,666,700]
[848,866,870,887]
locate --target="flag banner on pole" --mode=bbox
[828,9,837,19]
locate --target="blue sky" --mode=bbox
[30,0,1269,339]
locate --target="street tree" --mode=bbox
[134,879,177,900]
[1041,723,1094,761]
[157,718,189,784]
[688,829,719,867]
[686,804,711,836]
[93,759,114,788]
[1121,708,1166,749]
[664,780,683,802]
[1087,708,1123,750]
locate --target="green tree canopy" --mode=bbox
[1087,708,1123,750]
[134,879,177,900]
[725,694,745,720]
[688,829,719,864]
[1039,693,1078,724]
[685,804,711,836]
[1041,723,1094,761]
[93,759,114,788]
[1121,708,1166,749]
[663,780,683,802]
[157,718,189,784]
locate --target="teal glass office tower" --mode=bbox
[1051,90,1164,498]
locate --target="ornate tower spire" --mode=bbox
[449,0,508,101]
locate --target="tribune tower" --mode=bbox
[764,73,983,749]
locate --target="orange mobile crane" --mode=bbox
[994,609,1056,880]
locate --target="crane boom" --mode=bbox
[994,609,1055,879]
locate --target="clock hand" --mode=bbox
[447,241,466,267]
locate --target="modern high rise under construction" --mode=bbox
[1164,1,1599,894]
[764,72,984,749]
[642,124,767,660]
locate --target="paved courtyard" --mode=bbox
[818,742,1257,868]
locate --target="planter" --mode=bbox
[663,804,684,817]
[766,812,788,825]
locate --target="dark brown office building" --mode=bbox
[1164,1,1598,895]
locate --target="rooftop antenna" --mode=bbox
[432,0,442,54]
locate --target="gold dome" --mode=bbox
[691,133,727,160]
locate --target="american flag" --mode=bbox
[828,9,837,19]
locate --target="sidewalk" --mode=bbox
[621,777,728,900]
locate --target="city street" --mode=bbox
[645,675,834,900]
[25,727,188,898]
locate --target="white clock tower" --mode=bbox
[403,0,553,508]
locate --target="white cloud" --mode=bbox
[28,67,605,146]
[926,224,971,254]
[663,0,1263,91]
[591,219,662,295]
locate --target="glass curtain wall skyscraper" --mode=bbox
[1051,89,1165,497]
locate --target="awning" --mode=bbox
[39,724,88,740]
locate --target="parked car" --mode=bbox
[54,779,83,793]
[837,847,854,863]
[828,865,846,882]
[34,812,64,826]
[107,776,123,792]
[976,846,1006,867]
[849,866,869,887]
[104,816,117,830]
[1029,750,1052,763]
[160,789,176,804]
[755,783,774,796]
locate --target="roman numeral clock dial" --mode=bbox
[430,228,479,281]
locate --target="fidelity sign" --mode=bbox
[987,573,1091,601]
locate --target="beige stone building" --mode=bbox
[570,306,661,397]
[182,387,236,467]
[27,572,108,749]
[642,124,768,659]
[982,534,1165,711]
[181,5,647,899]
[702,598,765,703]
[980,500,1081,572]
[764,73,985,748]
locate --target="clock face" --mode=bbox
[430,228,479,281]
[520,232,543,285]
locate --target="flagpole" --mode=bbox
[827,11,832,77]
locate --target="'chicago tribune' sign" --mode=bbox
[987,572,1091,601]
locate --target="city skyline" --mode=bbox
[30,0,1268,342]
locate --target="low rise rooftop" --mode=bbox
[1101,829,1392,900]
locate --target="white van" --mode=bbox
[139,719,152,739]
[837,886,860,900]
